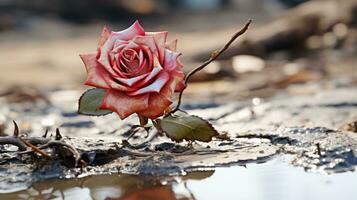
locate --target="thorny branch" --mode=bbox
[170,19,252,114]
[0,136,27,151]
[18,137,52,159]
[0,121,83,167]
[0,121,27,151]
[0,121,156,167]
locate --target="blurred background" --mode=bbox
[0,0,356,102]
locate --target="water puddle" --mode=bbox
[2,157,356,200]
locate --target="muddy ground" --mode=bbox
[1,77,357,193]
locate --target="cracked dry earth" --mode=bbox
[1,86,357,192]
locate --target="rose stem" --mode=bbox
[171,19,252,114]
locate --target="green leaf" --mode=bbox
[157,113,218,142]
[78,88,112,116]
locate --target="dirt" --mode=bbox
[1,83,357,193]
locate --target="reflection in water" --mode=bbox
[2,158,357,200]
[2,171,213,200]
[107,185,188,200]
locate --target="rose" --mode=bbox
[80,21,185,120]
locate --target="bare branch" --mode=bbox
[17,139,82,167]
[170,19,252,113]
[42,141,81,166]
[1,125,81,167]
[19,137,52,159]
[0,136,27,151]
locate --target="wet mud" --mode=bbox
[1,87,357,193]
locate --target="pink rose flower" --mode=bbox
[80,21,185,120]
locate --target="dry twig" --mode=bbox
[171,19,252,113]
[0,122,82,167]
[18,137,52,159]
[0,136,27,151]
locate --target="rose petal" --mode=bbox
[133,55,163,88]
[137,58,148,75]
[99,21,145,76]
[137,77,177,119]
[137,94,171,119]
[177,56,184,69]
[80,53,110,89]
[107,81,136,92]
[125,40,140,50]
[80,54,135,92]
[133,35,159,59]
[146,31,168,64]
[148,70,184,117]
[172,70,185,92]
[165,39,177,52]
[139,44,153,72]
[113,40,129,51]
[112,60,129,78]
[112,20,145,41]
[143,55,162,81]
[128,71,170,96]
[98,25,110,48]
[138,50,144,67]
[101,90,149,119]
[113,73,148,87]
[163,49,181,71]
